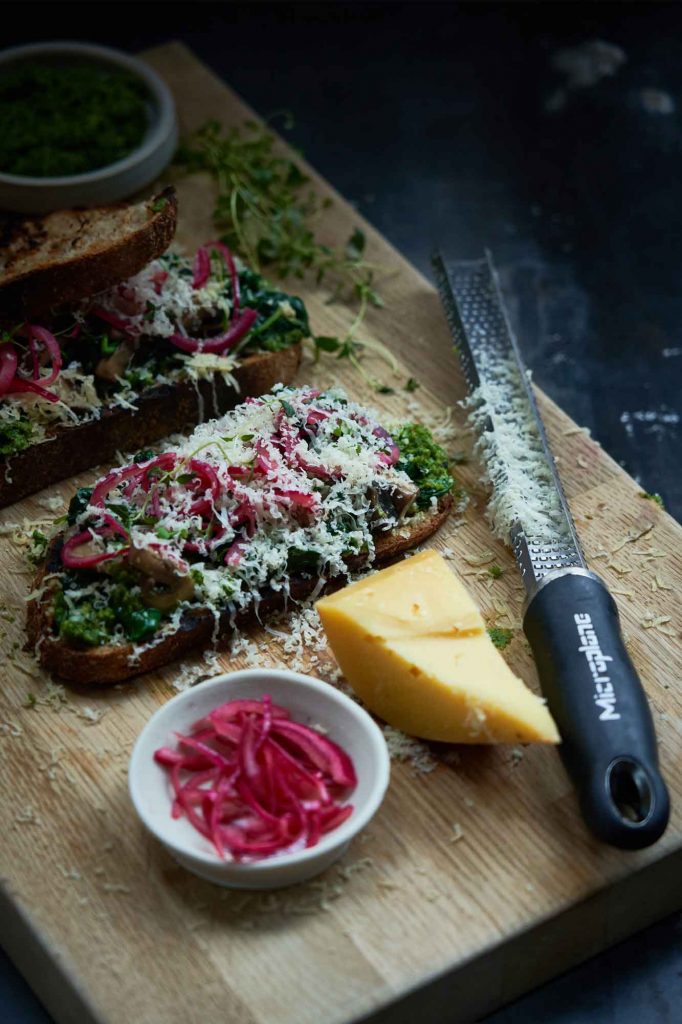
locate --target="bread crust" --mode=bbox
[0,188,178,322]
[27,494,453,686]
[0,344,302,509]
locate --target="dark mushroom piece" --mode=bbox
[95,339,137,382]
[128,545,196,611]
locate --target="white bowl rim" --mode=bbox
[0,41,176,186]
[128,668,391,874]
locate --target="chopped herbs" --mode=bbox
[27,530,49,565]
[639,491,665,510]
[67,488,94,526]
[395,423,454,508]
[488,627,514,650]
[405,377,420,392]
[487,564,504,579]
[0,63,149,177]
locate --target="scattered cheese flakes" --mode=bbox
[510,747,525,767]
[14,806,40,826]
[607,561,631,577]
[0,720,23,738]
[641,614,672,629]
[38,495,65,513]
[101,883,131,894]
[610,522,654,553]
[449,823,465,844]
[563,425,591,437]
[60,866,82,881]
[382,726,438,775]
[611,587,634,599]
[462,549,495,567]
[631,547,667,561]
[576,455,589,469]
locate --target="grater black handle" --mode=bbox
[524,570,669,849]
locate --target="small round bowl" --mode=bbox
[129,669,390,889]
[0,41,178,214]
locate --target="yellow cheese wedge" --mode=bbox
[316,549,559,745]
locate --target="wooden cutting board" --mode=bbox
[1,42,681,1024]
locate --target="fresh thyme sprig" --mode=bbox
[175,119,399,390]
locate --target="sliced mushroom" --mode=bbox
[367,480,419,525]
[128,544,196,611]
[95,339,137,382]
[141,575,195,611]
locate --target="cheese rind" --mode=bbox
[316,550,559,745]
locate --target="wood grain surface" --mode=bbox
[1,42,681,1024]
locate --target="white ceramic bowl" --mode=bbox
[0,41,178,214]
[129,669,390,889]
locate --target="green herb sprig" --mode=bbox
[176,119,401,390]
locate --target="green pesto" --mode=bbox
[0,415,35,457]
[54,573,161,646]
[394,423,454,509]
[0,63,149,177]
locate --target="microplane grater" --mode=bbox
[432,251,584,598]
[432,249,669,851]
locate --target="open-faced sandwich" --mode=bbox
[0,188,309,507]
[28,385,455,683]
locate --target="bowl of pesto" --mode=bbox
[0,41,177,213]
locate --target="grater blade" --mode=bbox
[432,251,586,597]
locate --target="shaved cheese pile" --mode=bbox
[94,252,232,340]
[467,352,572,543]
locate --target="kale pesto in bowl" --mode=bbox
[0,42,177,213]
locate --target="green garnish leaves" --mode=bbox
[67,487,94,526]
[395,423,454,509]
[405,377,420,392]
[150,196,168,213]
[488,564,504,579]
[639,491,665,510]
[134,449,156,464]
[345,228,366,262]
[488,627,514,650]
[27,530,49,566]
[313,335,343,354]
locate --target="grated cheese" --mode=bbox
[466,353,571,543]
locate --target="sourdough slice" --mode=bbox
[27,494,453,686]
[0,188,178,322]
[0,344,301,508]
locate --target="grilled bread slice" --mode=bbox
[0,188,308,507]
[0,344,301,507]
[27,387,455,685]
[27,494,452,685]
[0,189,178,322]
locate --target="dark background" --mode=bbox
[2,2,681,1022]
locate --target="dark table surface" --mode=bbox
[2,3,681,1022]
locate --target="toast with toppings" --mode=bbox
[27,386,455,684]
[0,189,308,507]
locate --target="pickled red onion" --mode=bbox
[153,696,356,861]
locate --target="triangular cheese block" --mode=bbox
[317,550,559,744]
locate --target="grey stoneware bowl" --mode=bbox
[0,41,178,214]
